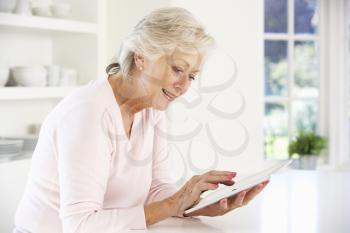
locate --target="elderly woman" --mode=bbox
[14,7,268,233]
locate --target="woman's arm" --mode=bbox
[144,111,237,223]
[56,103,147,233]
[144,197,177,226]
[144,111,178,204]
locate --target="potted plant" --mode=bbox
[288,131,328,170]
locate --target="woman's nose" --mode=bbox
[174,77,190,96]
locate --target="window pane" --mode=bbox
[293,41,319,97]
[264,103,289,159]
[294,0,318,34]
[292,101,319,135]
[348,57,350,96]
[264,0,288,33]
[265,40,288,96]
[348,114,350,159]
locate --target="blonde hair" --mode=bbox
[106,7,215,78]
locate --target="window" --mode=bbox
[346,1,350,162]
[263,0,321,159]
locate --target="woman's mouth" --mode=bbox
[162,88,176,101]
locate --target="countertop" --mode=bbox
[142,170,350,233]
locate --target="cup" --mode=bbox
[58,68,69,86]
[59,68,78,86]
[66,68,78,86]
[14,0,32,15]
[32,6,51,17]
[45,65,60,86]
[0,65,10,87]
[28,124,41,135]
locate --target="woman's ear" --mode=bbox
[134,53,144,71]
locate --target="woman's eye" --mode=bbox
[173,66,184,74]
[189,75,196,81]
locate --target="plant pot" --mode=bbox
[291,155,318,170]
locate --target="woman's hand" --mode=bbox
[184,180,269,217]
[167,170,237,217]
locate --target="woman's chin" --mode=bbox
[152,100,169,111]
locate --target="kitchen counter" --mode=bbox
[143,170,350,233]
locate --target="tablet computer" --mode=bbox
[184,160,292,215]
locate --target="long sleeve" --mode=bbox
[55,103,146,233]
[145,111,178,204]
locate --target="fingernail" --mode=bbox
[212,184,219,188]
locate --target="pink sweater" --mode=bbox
[14,78,178,233]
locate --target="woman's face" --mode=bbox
[139,48,203,110]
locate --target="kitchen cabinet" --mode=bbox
[0,158,31,233]
[0,0,107,162]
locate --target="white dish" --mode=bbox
[0,152,19,156]
[45,65,60,86]
[32,6,51,17]
[0,148,22,154]
[184,160,292,215]
[4,135,38,151]
[0,153,21,163]
[0,145,22,148]
[0,0,17,13]
[12,66,47,86]
[0,139,23,145]
[51,3,71,18]
[0,150,21,155]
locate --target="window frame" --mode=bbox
[346,0,350,167]
[320,0,350,170]
[263,0,325,160]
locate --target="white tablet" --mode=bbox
[184,160,292,215]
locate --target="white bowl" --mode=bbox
[12,66,47,87]
[0,0,17,13]
[51,3,71,18]
[0,66,10,87]
[32,6,51,17]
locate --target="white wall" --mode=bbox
[106,0,171,63]
[166,0,265,182]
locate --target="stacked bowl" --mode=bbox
[11,66,47,86]
[4,135,38,152]
[0,139,23,161]
[15,135,38,152]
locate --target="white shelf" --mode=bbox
[0,87,78,100]
[0,13,97,34]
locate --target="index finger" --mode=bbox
[205,170,237,176]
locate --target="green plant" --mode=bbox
[288,131,327,158]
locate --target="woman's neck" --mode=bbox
[108,72,153,118]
